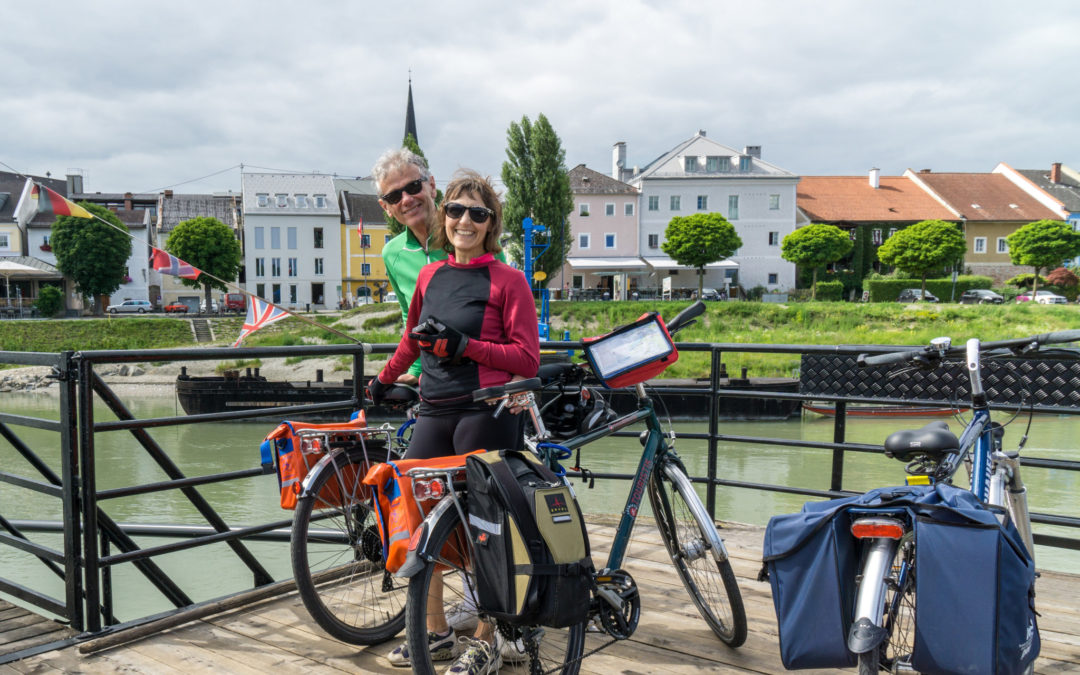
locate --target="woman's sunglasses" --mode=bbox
[380,178,424,205]
[444,202,495,224]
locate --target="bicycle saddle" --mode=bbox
[883,421,960,462]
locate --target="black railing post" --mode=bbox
[354,349,365,410]
[706,348,722,519]
[829,401,847,492]
[58,350,84,631]
[77,356,102,632]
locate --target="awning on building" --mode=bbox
[567,257,648,270]
[642,257,739,271]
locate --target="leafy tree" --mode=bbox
[781,223,853,299]
[501,114,574,285]
[661,213,742,297]
[34,285,64,318]
[1006,220,1080,294]
[1046,266,1078,288]
[165,216,242,311]
[876,219,966,294]
[51,202,132,315]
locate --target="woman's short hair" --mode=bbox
[434,169,503,256]
[371,148,430,190]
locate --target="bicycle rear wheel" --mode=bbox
[857,533,916,674]
[647,461,747,647]
[405,507,587,674]
[291,454,406,644]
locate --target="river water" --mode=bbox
[1,391,1077,622]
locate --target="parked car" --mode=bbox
[199,300,220,313]
[163,303,188,314]
[106,299,153,314]
[897,288,939,303]
[223,293,246,312]
[691,287,722,301]
[1016,290,1067,305]
[959,289,1004,305]
[381,292,398,304]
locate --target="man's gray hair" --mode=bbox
[372,148,431,190]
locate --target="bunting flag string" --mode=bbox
[232,296,291,347]
[150,247,201,280]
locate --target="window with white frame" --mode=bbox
[572,275,583,289]
[275,194,288,208]
[768,231,779,246]
[289,285,297,304]
[313,228,323,249]
[287,227,297,249]
[888,228,897,239]
[769,194,780,210]
[361,234,371,248]
[271,258,281,276]
[997,238,1009,254]
[0,233,9,250]
[705,156,724,172]
[361,263,371,275]
[684,156,698,172]
[974,237,987,254]
[648,234,659,249]
[697,195,708,210]
[288,257,298,277]
[314,194,327,208]
[256,283,265,298]
[579,233,590,249]
[605,233,616,249]
[254,227,264,249]
[728,195,739,220]
[384,234,392,244]
[648,196,659,211]
[605,203,615,216]
[579,203,590,216]
[256,193,269,207]
[670,195,681,211]
[739,156,751,172]
[624,202,634,216]
[270,227,281,249]
[255,258,265,276]
[295,194,308,208]
[314,258,324,275]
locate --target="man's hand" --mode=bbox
[367,376,388,406]
[408,316,469,365]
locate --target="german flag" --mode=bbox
[33,183,93,219]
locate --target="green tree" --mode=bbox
[51,202,132,315]
[877,219,966,294]
[501,114,574,285]
[661,213,742,297]
[780,223,854,299]
[1006,220,1080,294]
[34,284,64,318]
[165,216,242,311]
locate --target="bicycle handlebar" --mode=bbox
[858,349,925,368]
[858,330,1080,370]
[667,300,706,336]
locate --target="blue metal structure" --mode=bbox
[521,217,551,339]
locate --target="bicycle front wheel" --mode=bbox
[405,507,587,674]
[647,462,747,647]
[857,533,916,674]
[291,454,406,644]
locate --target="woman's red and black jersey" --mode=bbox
[380,253,540,407]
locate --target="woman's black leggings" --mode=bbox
[404,409,524,460]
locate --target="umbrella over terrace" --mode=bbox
[0,257,64,313]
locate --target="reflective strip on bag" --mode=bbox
[469,513,502,536]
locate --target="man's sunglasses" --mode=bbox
[380,178,425,205]
[444,202,495,224]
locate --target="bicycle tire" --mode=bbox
[647,463,747,648]
[291,453,406,644]
[405,507,587,674]
[857,532,916,674]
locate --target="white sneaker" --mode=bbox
[443,636,501,675]
[387,628,456,667]
[446,601,479,633]
[499,634,529,664]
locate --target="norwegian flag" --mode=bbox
[232,296,291,347]
[151,247,201,280]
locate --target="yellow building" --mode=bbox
[339,187,392,305]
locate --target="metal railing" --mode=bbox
[1,339,1078,646]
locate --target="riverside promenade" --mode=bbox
[2,518,1078,674]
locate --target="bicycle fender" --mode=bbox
[297,449,349,499]
[395,496,458,579]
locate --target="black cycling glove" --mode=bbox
[409,316,469,365]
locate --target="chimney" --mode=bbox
[66,173,84,195]
[164,189,174,199]
[612,142,627,180]
[124,192,133,211]
[919,169,932,174]
[869,168,880,189]
[744,145,762,159]
[697,129,707,137]
[1051,162,1062,184]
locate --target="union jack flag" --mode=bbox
[150,247,201,279]
[232,296,291,347]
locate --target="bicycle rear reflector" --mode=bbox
[850,517,906,539]
[583,312,678,388]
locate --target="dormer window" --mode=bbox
[276,194,289,208]
[256,193,269,207]
[295,194,308,208]
[706,156,727,172]
[684,156,699,172]
[314,194,327,208]
[739,156,751,172]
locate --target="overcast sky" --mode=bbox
[3,1,1078,195]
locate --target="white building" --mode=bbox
[241,173,342,309]
[618,131,799,293]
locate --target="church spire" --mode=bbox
[404,74,418,146]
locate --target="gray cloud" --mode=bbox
[2,1,1077,193]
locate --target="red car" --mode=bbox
[163,303,189,314]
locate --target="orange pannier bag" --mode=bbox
[363,451,483,574]
[260,412,380,510]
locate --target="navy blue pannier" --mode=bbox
[762,484,1040,672]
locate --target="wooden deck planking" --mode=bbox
[3,518,1079,673]
[0,600,75,661]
